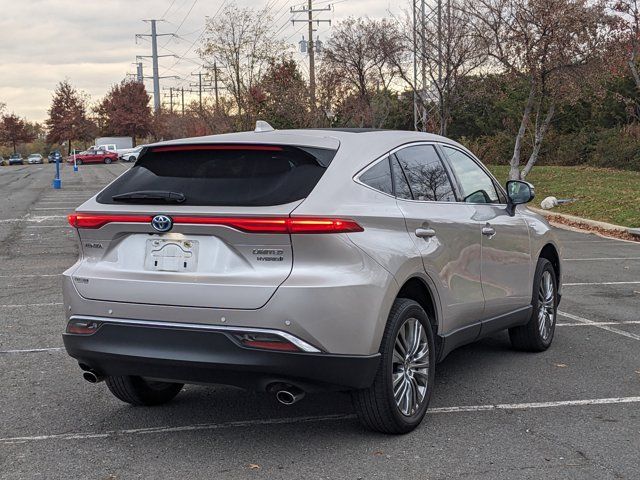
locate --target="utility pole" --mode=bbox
[136,20,177,113]
[163,87,180,113]
[181,87,185,115]
[412,0,446,133]
[190,72,216,111]
[213,62,220,110]
[291,1,331,108]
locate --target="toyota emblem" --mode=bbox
[151,215,173,233]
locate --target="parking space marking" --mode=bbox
[31,208,76,211]
[0,347,63,354]
[0,302,62,308]
[0,215,67,224]
[558,320,640,327]
[1,396,639,445]
[564,281,640,286]
[0,274,61,278]
[565,257,640,261]
[26,225,68,229]
[558,311,640,341]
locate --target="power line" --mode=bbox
[160,0,179,19]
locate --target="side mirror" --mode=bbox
[506,180,535,215]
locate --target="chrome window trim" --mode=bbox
[69,315,322,353]
[354,141,507,206]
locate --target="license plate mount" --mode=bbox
[144,239,199,272]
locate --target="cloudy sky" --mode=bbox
[0,0,398,122]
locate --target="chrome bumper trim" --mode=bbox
[69,315,322,353]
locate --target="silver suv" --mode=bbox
[63,127,562,434]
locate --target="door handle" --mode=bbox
[481,225,496,237]
[415,227,436,238]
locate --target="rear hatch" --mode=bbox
[70,141,338,309]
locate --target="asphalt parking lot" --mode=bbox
[0,163,638,479]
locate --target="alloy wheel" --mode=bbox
[538,270,555,341]
[392,317,430,416]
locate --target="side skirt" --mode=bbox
[437,306,532,362]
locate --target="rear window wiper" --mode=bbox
[112,190,186,203]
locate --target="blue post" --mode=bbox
[52,150,62,189]
[73,152,78,172]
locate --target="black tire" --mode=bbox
[76,159,83,165]
[128,156,136,162]
[509,258,557,352]
[104,157,112,164]
[352,298,436,434]
[105,376,183,406]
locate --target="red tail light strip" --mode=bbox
[151,144,284,153]
[68,213,363,234]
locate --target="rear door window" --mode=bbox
[97,144,335,206]
[394,145,456,202]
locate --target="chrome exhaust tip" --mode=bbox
[82,371,104,383]
[275,388,305,406]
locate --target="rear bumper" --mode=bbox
[63,318,380,392]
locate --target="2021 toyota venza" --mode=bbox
[63,125,562,434]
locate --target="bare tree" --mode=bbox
[465,0,610,179]
[612,0,640,90]
[321,17,404,127]
[199,3,287,130]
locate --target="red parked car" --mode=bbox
[67,149,118,165]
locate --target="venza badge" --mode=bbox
[151,215,173,232]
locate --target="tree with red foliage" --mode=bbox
[0,113,36,153]
[46,80,94,155]
[96,80,152,146]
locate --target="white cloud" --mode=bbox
[0,0,400,121]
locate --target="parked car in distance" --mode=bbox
[119,146,144,162]
[87,144,118,153]
[0,156,4,166]
[27,153,44,164]
[63,125,562,435]
[8,153,24,165]
[68,148,118,165]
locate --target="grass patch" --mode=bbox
[487,165,640,227]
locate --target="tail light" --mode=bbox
[68,213,363,234]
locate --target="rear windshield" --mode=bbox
[97,144,336,206]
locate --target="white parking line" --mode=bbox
[25,225,68,229]
[0,274,61,278]
[0,302,62,308]
[1,396,638,444]
[564,281,640,286]
[0,215,67,224]
[565,257,640,261]
[31,207,75,211]
[0,347,63,354]
[557,320,640,327]
[558,311,640,341]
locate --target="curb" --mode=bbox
[528,207,640,238]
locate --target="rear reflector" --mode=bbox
[232,332,300,352]
[66,319,102,335]
[68,213,363,234]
